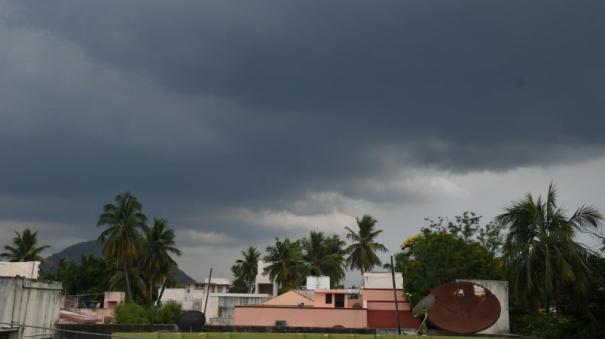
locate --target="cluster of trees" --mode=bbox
[231,215,387,293]
[41,254,118,297]
[95,193,182,304]
[2,192,183,309]
[3,185,605,337]
[395,212,506,303]
[395,185,605,338]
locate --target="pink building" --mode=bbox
[234,273,419,329]
[59,292,125,324]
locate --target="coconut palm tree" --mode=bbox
[263,238,305,292]
[233,246,261,293]
[139,218,182,303]
[345,215,388,277]
[97,192,148,301]
[1,228,50,262]
[496,184,602,312]
[301,231,346,287]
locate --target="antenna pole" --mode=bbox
[390,256,401,335]
[203,268,213,315]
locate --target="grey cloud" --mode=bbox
[1,0,605,270]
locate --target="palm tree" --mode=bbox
[301,231,346,287]
[97,192,148,301]
[263,238,305,292]
[233,246,261,293]
[139,218,182,304]
[496,184,602,313]
[1,228,50,262]
[345,215,388,277]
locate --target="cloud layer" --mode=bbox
[1,0,604,279]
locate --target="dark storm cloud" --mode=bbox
[1,0,605,246]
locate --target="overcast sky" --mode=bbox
[1,1,604,283]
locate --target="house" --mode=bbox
[234,272,419,329]
[58,292,125,324]
[159,277,270,325]
[263,290,314,306]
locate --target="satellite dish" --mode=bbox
[412,293,435,317]
[426,281,500,334]
[176,310,205,332]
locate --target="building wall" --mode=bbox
[363,272,403,289]
[365,301,410,311]
[234,306,368,328]
[366,310,419,329]
[0,262,40,279]
[305,276,330,290]
[0,276,61,339]
[160,288,269,325]
[312,290,349,308]
[361,289,406,303]
[254,261,277,297]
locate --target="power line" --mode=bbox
[0,322,141,339]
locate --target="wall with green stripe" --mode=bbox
[113,332,480,339]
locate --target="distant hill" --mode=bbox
[43,240,196,284]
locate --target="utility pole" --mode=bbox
[203,267,213,315]
[390,256,401,335]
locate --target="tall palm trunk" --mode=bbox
[123,261,133,302]
[148,275,155,305]
[156,276,167,308]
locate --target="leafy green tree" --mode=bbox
[139,218,182,303]
[231,246,260,293]
[345,215,388,276]
[301,231,346,287]
[496,184,602,313]
[424,211,505,254]
[97,192,148,301]
[263,238,305,292]
[395,222,505,303]
[1,228,50,262]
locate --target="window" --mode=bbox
[335,293,345,308]
[325,293,332,304]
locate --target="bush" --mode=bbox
[155,301,182,324]
[114,303,150,324]
[510,312,598,339]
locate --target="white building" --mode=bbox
[159,279,270,325]
[0,276,61,339]
[254,260,277,297]
[0,261,40,279]
[305,276,330,290]
[187,278,231,293]
[363,272,403,289]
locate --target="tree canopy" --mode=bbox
[395,214,505,303]
[345,214,388,276]
[497,184,602,313]
[1,228,50,262]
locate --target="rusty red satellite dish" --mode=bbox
[426,281,500,334]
